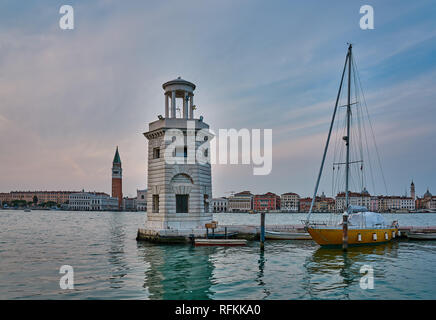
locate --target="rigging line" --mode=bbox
[352,59,365,193]
[333,92,346,197]
[355,59,376,194]
[333,105,346,199]
[353,56,389,195]
[351,59,362,193]
[332,82,344,197]
[306,50,349,223]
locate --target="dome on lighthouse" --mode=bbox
[162,77,196,90]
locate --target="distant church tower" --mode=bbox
[112,146,123,210]
[410,180,415,200]
[143,77,213,230]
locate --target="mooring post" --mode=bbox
[342,211,348,251]
[212,227,215,238]
[189,234,195,245]
[225,227,228,239]
[206,227,209,239]
[260,211,265,251]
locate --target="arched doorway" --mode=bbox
[170,173,193,213]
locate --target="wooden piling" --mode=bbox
[342,213,348,251]
[260,211,265,251]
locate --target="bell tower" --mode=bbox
[112,146,123,210]
[410,180,415,200]
[143,77,213,231]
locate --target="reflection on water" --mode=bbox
[137,243,215,299]
[0,210,435,299]
[107,213,128,289]
[256,251,271,298]
[302,242,400,299]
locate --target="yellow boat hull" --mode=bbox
[307,227,398,246]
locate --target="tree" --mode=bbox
[33,195,38,205]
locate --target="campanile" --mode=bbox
[112,146,123,210]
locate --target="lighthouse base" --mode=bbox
[145,212,213,230]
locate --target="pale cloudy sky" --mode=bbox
[0,0,435,198]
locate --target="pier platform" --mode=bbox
[137,224,436,243]
[136,224,308,243]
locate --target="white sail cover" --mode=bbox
[348,211,386,228]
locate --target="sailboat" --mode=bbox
[305,44,399,249]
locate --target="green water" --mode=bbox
[0,210,435,299]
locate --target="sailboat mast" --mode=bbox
[345,44,352,209]
[342,43,352,252]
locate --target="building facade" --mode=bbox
[143,77,213,230]
[299,197,312,212]
[298,193,335,213]
[136,189,147,211]
[253,192,280,212]
[416,189,436,211]
[210,197,228,213]
[228,191,253,212]
[335,189,371,212]
[112,147,123,210]
[314,192,335,212]
[374,196,415,212]
[280,192,300,212]
[123,197,137,211]
[1,191,77,205]
[69,192,118,211]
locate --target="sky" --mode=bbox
[0,0,435,198]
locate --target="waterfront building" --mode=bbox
[210,197,228,213]
[228,191,253,212]
[1,191,78,205]
[298,193,335,213]
[280,192,300,212]
[0,192,12,205]
[314,192,335,212]
[335,189,371,212]
[416,188,436,211]
[143,77,213,230]
[370,196,380,212]
[69,192,118,211]
[136,189,147,211]
[370,195,415,212]
[378,196,415,212]
[123,197,137,211]
[299,197,312,212]
[253,192,280,212]
[112,147,123,210]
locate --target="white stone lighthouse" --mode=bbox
[143,77,213,233]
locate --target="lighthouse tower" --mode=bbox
[143,77,213,232]
[112,146,123,210]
